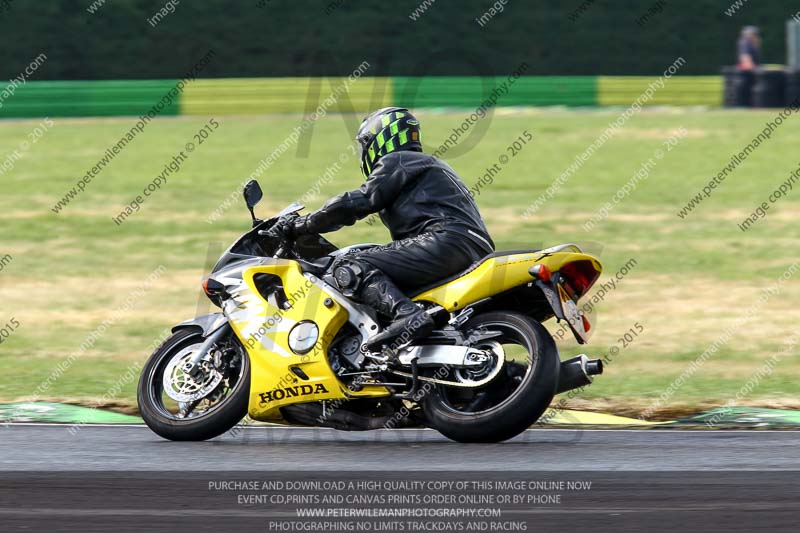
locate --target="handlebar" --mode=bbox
[257,229,290,258]
[258,212,303,258]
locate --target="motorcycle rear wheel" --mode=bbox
[137,328,250,441]
[422,311,559,443]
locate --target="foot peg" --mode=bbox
[364,310,435,354]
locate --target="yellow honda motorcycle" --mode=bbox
[137,180,604,443]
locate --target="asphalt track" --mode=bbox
[2,425,799,532]
[2,424,800,470]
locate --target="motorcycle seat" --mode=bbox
[408,249,540,298]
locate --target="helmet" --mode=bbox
[356,107,422,178]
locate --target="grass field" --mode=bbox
[1,108,798,419]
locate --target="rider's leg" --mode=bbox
[330,230,489,353]
[332,258,434,353]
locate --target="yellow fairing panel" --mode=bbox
[413,251,602,311]
[223,261,389,420]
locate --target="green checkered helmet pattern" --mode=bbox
[356,107,422,178]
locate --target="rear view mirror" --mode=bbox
[243,180,263,209]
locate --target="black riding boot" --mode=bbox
[358,271,435,353]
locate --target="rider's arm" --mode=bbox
[299,152,418,234]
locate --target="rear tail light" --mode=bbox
[559,260,600,296]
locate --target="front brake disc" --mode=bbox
[162,345,223,402]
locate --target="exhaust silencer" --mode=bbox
[556,354,603,394]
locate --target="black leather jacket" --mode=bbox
[304,151,494,253]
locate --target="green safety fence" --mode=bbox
[0,80,181,118]
[179,77,394,115]
[598,75,723,107]
[0,76,726,119]
[392,76,598,108]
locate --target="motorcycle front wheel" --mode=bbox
[137,327,250,441]
[422,311,559,443]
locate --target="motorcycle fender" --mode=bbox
[171,313,228,337]
[535,280,566,322]
[535,279,588,345]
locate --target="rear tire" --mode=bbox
[423,311,559,443]
[137,328,250,441]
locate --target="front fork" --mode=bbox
[181,321,231,378]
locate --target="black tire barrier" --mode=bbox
[722,66,755,107]
[752,69,786,108]
[786,70,800,107]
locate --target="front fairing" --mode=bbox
[211,214,338,274]
[212,219,274,273]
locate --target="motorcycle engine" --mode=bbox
[328,325,365,373]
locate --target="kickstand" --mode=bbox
[399,358,421,401]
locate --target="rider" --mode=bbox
[275,107,494,352]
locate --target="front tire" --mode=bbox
[137,327,250,441]
[423,311,559,443]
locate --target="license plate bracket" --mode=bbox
[558,284,588,344]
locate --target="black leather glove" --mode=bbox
[290,214,312,236]
[269,214,310,239]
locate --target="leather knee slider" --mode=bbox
[332,259,370,297]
